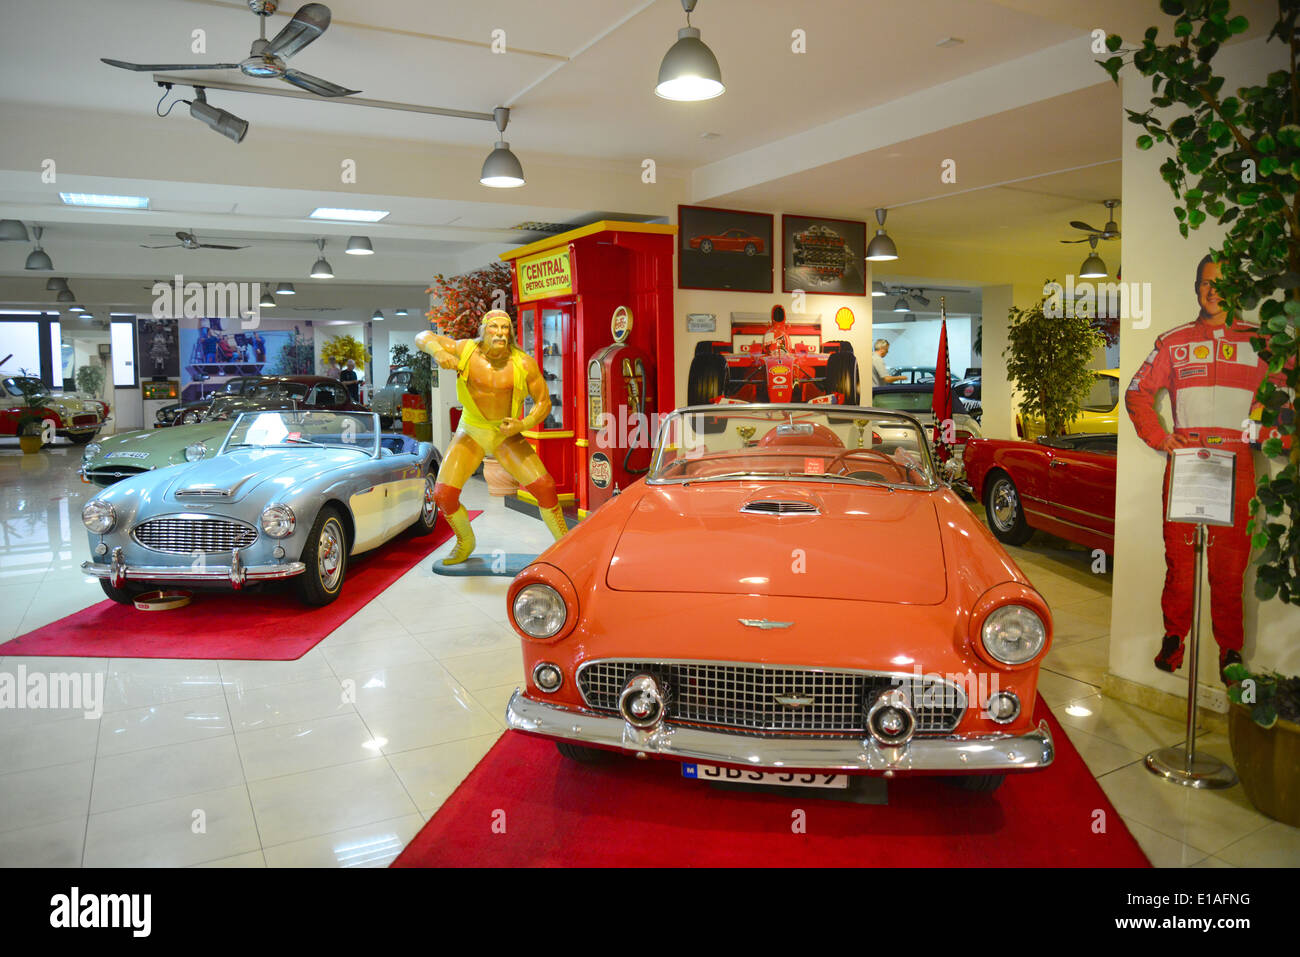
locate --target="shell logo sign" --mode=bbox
[834,306,855,330]
[771,366,790,375]
[1193,344,1211,360]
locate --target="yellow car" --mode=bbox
[1017,370,1119,442]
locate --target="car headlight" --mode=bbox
[184,442,208,462]
[83,442,102,460]
[981,605,1047,665]
[82,500,116,534]
[512,584,567,639]
[260,505,296,538]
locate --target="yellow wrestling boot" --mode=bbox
[540,504,569,542]
[441,506,477,565]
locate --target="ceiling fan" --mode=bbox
[1062,198,1121,243]
[102,2,359,98]
[141,231,249,251]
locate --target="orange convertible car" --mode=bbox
[505,405,1055,793]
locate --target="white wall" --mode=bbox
[1111,33,1300,696]
[873,316,973,376]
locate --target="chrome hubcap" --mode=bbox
[422,476,436,524]
[318,519,343,589]
[991,481,1019,531]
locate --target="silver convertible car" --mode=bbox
[81,410,441,606]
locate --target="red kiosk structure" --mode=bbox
[499,221,676,518]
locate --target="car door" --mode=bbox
[382,438,427,534]
[1041,445,1117,551]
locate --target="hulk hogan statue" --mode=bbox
[416,309,567,564]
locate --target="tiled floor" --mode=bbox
[0,439,1295,867]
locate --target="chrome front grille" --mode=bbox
[72,414,99,427]
[133,515,257,554]
[84,466,147,487]
[576,660,965,737]
[741,500,819,515]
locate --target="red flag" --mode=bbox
[932,318,953,461]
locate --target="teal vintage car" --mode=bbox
[80,421,228,487]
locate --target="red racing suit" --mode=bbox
[1126,317,1275,651]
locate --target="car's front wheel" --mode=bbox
[68,432,97,445]
[983,472,1033,545]
[744,243,757,256]
[296,506,348,606]
[555,741,615,764]
[98,579,143,605]
[946,774,1005,793]
[699,239,713,253]
[408,474,439,536]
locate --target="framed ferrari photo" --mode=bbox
[678,204,774,292]
[782,214,867,296]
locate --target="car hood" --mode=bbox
[88,422,228,465]
[161,447,366,503]
[606,483,947,604]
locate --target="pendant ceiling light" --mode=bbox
[310,239,334,279]
[371,309,384,321]
[395,308,408,316]
[260,289,276,308]
[25,225,53,271]
[893,296,910,313]
[480,107,525,188]
[1079,235,1107,279]
[46,277,69,292]
[274,281,296,295]
[656,0,724,101]
[346,236,374,255]
[871,281,886,297]
[866,208,898,262]
[0,219,29,242]
[57,289,75,303]
[69,303,85,313]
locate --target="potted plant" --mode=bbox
[15,380,50,454]
[1224,662,1300,826]
[390,343,435,442]
[1003,282,1106,439]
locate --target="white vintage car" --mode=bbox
[1,375,104,443]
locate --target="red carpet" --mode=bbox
[392,698,1150,867]
[0,512,479,661]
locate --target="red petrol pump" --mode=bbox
[586,306,656,509]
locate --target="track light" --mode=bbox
[656,0,724,101]
[866,208,898,262]
[1079,235,1107,278]
[310,239,334,279]
[346,236,374,255]
[189,87,249,144]
[0,219,30,242]
[275,281,296,295]
[480,107,525,188]
[25,226,53,271]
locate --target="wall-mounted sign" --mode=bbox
[612,305,631,342]
[517,247,573,302]
[834,306,855,331]
[686,313,716,333]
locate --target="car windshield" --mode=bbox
[649,405,938,489]
[1081,374,1118,412]
[251,381,309,399]
[870,389,933,413]
[387,371,410,388]
[220,410,379,456]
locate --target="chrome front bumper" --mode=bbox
[505,690,1054,774]
[82,546,304,589]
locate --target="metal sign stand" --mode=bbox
[1144,523,1238,789]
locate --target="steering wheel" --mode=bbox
[824,447,893,475]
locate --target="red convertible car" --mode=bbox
[688,228,765,256]
[505,404,1055,793]
[964,433,1117,553]
[688,305,860,405]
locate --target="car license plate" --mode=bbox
[682,763,848,789]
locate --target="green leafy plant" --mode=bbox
[13,370,49,438]
[1003,283,1105,437]
[320,334,366,369]
[75,363,104,398]
[1100,0,1299,605]
[390,342,433,398]
[268,326,315,375]
[1225,661,1300,727]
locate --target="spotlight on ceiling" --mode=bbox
[1079,236,1107,279]
[656,0,724,101]
[866,208,899,262]
[274,281,296,295]
[371,309,384,321]
[0,219,30,242]
[189,87,249,144]
[480,107,525,188]
[25,225,53,271]
[310,239,334,279]
[346,236,374,255]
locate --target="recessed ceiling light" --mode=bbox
[936,37,964,48]
[310,207,390,223]
[59,193,150,209]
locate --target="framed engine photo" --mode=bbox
[678,204,774,293]
[781,214,867,296]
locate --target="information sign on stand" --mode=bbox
[1145,447,1240,790]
